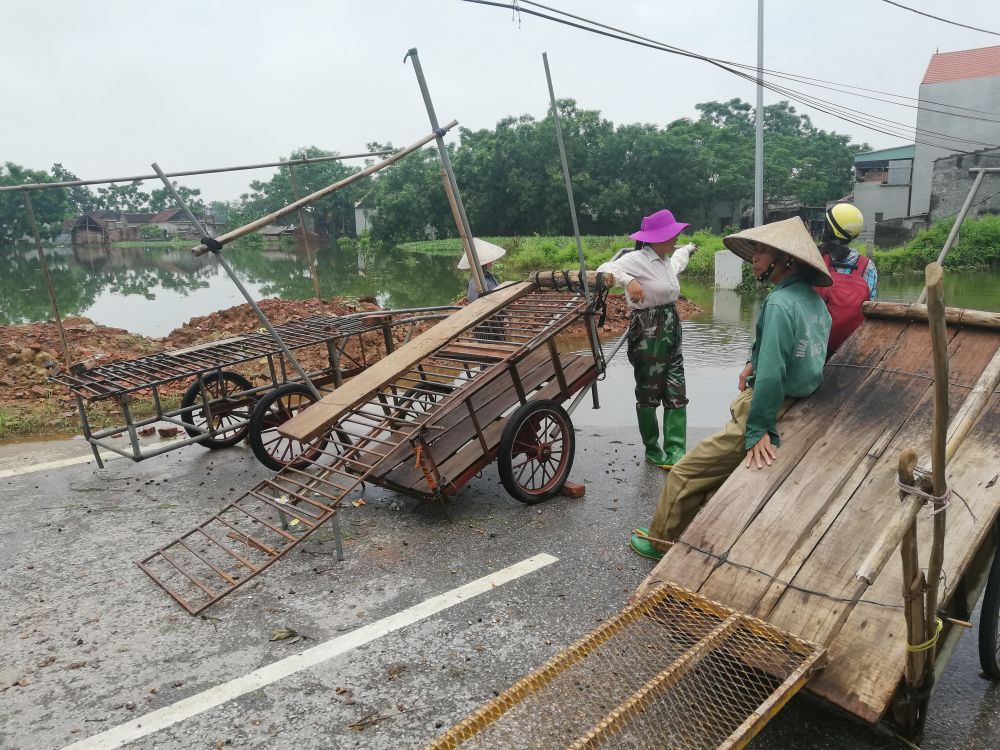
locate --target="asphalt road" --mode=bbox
[1,423,998,750]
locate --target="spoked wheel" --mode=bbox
[978,547,1000,679]
[248,383,328,471]
[498,399,575,504]
[180,371,255,449]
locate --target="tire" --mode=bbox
[978,547,1000,679]
[394,381,452,419]
[248,383,327,471]
[180,371,255,449]
[497,399,575,505]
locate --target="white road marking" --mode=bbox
[60,553,559,750]
[0,439,185,478]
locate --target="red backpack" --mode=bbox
[817,254,870,356]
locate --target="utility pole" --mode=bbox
[754,0,765,227]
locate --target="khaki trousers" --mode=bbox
[648,388,793,551]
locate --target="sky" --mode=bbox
[3,0,999,202]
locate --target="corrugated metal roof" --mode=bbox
[922,45,1000,84]
[854,145,915,163]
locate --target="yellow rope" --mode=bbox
[905,618,943,653]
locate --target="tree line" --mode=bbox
[1,97,866,248]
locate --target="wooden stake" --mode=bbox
[916,263,949,738]
[897,450,926,696]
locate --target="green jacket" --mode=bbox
[746,276,831,449]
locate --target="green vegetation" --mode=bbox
[399,215,1000,285]
[872,215,1000,274]
[402,232,731,281]
[0,395,182,441]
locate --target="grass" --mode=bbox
[399,215,1000,281]
[0,394,183,441]
[398,233,724,279]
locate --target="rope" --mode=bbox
[895,474,952,512]
[201,236,223,254]
[905,617,944,653]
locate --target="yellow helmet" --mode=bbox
[826,203,864,240]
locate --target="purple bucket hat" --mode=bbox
[629,209,689,244]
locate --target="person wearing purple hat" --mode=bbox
[597,209,697,471]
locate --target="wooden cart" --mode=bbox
[140,277,609,614]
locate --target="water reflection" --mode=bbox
[0,242,467,337]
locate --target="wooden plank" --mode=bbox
[810,389,1000,723]
[279,282,533,442]
[863,300,1000,330]
[696,322,955,617]
[636,319,908,600]
[761,330,998,644]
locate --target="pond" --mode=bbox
[3,242,997,430]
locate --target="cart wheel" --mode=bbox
[978,548,1000,679]
[498,399,575,505]
[180,371,255,449]
[248,384,328,471]
[395,381,452,419]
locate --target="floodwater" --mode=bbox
[3,242,998,430]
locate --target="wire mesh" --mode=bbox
[428,582,825,750]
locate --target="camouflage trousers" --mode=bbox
[627,303,688,409]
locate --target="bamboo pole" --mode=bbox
[285,162,323,304]
[945,344,1000,463]
[862,301,1000,330]
[897,450,927,705]
[530,270,615,290]
[917,263,950,739]
[189,123,457,256]
[439,167,479,284]
[917,170,986,305]
[0,151,394,193]
[152,163,321,401]
[23,194,72,369]
[404,48,487,296]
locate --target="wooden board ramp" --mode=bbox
[635,311,1000,724]
[427,582,825,750]
[140,286,590,614]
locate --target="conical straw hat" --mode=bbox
[723,217,832,287]
[457,238,506,270]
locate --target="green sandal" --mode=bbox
[629,527,664,560]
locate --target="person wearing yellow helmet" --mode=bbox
[816,203,878,357]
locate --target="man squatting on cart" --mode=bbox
[596,209,698,471]
[630,218,833,561]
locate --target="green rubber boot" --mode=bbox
[637,406,670,468]
[662,407,687,470]
[629,527,664,560]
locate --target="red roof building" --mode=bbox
[922,44,1000,85]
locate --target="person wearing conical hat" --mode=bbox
[629,218,832,561]
[459,238,506,301]
[596,209,698,471]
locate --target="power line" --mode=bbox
[879,0,1000,37]
[521,0,1000,123]
[462,0,1000,156]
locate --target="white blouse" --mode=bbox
[596,244,694,310]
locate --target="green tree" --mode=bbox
[0,163,70,248]
[94,180,150,212]
[149,183,205,214]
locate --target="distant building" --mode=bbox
[851,145,915,245]
[910,45,1000,216]
[931,146,1000,221]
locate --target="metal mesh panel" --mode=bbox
[428,582,824,750]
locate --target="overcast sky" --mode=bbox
[4,0,998,202]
